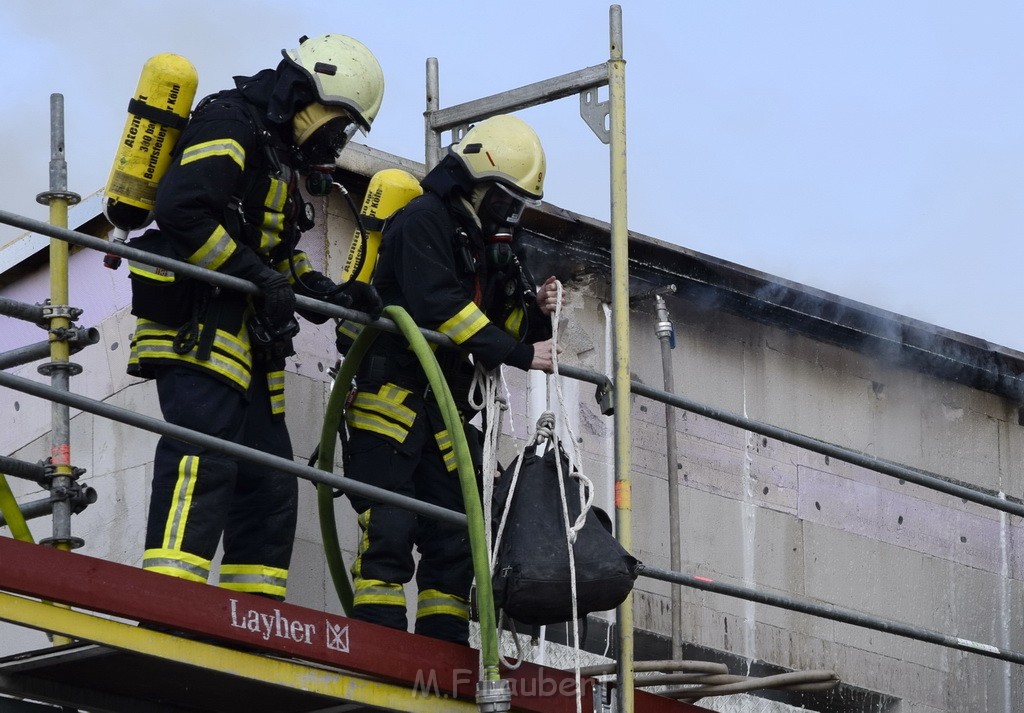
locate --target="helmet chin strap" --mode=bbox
[457,193,483,231]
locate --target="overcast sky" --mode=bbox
[2,1,1022,351]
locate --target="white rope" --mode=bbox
[546,279,588,713]
[470,364,506,554]
[485,280,592,705]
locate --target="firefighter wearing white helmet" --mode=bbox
[339,114,564,645]
[128,34,384,600]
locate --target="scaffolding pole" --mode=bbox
[33,94,82,556]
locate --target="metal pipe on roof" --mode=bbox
[654,293,683,660]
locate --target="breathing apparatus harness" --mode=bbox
[456,182,540,344]
[193,92,370,349]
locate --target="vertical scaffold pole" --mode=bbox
[35,94,82,556]
[425,57,441,171]
[607,5,634,712]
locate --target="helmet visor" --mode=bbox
[300,116,359,166]
[479,181,539,227]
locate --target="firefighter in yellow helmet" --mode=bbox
[128,34,384,600]
[341,114,563,644]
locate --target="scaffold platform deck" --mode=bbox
[0,537,707,713]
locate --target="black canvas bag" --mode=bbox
[491,445,640,626]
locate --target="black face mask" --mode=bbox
[300,116,357,167]
[477,182,530,236]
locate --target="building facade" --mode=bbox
[1,145,1021,712]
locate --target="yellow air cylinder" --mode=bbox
[341,168,423,283]
[103,53,198,233]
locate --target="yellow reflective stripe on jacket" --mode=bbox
[265,176,288,212]
[128,261,175,282]
[416,589,469,620]
[143,547,211,583]
[130,320,252,391]
[504,306,525,338]
[438,302,489,344]
[180,138,245,171]
[189,225,236,272]
[337,320,364,342]
[346,384,416,443]
[267,369,286,416]
[256,177,288,253]
[283,251,315,278]
[162,454,200,550]
[219,564,288,598]
[435,429,457,472]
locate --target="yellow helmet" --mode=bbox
[450,115,546,200]
[283,34,384,133]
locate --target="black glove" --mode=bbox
[254,269,296,328]
[343,281,384,321]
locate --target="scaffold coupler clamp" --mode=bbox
[476,678,511,712]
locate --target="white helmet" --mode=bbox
[283,34,384,133]
[450,115,546,200]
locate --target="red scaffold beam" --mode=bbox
[0,537,707,713]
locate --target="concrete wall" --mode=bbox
[2,156,1022,712]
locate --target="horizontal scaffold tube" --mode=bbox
[0,330,100,370]
[0,211,1015,518]
[0,369,467,528]
[0,296,46,324]
[0,456,47,484]
[640,563,1024,667]
[627,380,1024,519]
[0,210,453,351]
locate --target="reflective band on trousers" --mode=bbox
[143,548,211,584]
[435,429,457,472]
[416,589,469,620]
[353,579,406,608]
[162,454,199,550]
[219,564,288,598]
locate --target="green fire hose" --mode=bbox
[316,305,502,682]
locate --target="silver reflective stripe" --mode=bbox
[190,226,236,271]
[219,572,288,589]
[438,302,489,344]
[166,455,198,548]
[142,557,209,580]
[180,139,245,170]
